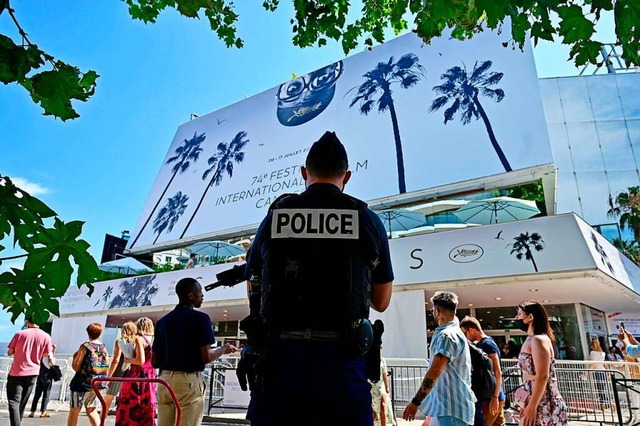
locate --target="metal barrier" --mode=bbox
[206,363,248,414]
[91,377,181,426]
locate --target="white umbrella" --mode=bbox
[188,240,246,259]
[376,209,428,235]
[99,257,154,275]
[453,197,540,225]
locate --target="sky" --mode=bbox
[0,0,617,342]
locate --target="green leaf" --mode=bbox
[27,63,99,121]
[557,4,595,44]
[0,35,45,84]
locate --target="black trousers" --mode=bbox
[7,375,37,426]
[30,377,53,413]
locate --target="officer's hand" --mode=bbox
[403,403,419,421]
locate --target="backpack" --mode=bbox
[468,341,497,400]
[79,342,109,391]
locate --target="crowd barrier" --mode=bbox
[3,356,640,424]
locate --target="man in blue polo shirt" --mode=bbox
[403,291,475,426]
[152,278,236,426]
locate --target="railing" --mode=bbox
[92,377,181,426]
[388,359,636,424]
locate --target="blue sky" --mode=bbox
[0,1,616,341]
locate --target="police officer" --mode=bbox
[245,131,394,426]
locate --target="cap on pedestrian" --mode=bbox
[305,131,349,177]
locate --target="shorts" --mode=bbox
[106,381,123,396]
[69,389,99,409]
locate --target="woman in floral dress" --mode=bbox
[115,317,157,426]
[514,301,568,426]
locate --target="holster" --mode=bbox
[236,314,269,392]
[366,319,385,382]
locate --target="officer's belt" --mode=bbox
[278,329,342,342]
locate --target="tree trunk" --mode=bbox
[527,249,539,272]
[129,169,179,249]
[472,96,512,172]
[388,99,406,194]
[180,168,221,238]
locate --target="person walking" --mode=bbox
[402,291,475,426]
[116,317,157,425]
[104,322,138,415]
[513,301,567,426]
[28,343,57,418]
[6,317,53,426]
[67,323,110,426]
[244,131,394,425]
[152,278,237,426]
[460,316,506,426]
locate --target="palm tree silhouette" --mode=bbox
[349,54,424,194]
[509,232,544,272]
[94,285,113,309]
[607,186,640,242]
[108,275,159,309]
[180,131,250,238]
[129,132,205,248]
[152,191,189,243]
[591,232,615,274]
[430,61,512,172]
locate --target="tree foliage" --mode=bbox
[0,176,99,324]
[1,0,639,121]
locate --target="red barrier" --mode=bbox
[91,377,182,426]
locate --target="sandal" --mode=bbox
[40,412,51,418]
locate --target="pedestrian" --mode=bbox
[513,301,567,426]
[403,291,475,426]
[104,321,138,415]
[244,131,394,425]
[186,253,197,268]
[460,316,506,426]
[116,317,157,425]
[152,278,237,426]
[67,323,110,426]
[370,356,395,426]
[6,317,53,426]
[28,343,57,418]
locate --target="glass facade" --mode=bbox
[540,73,640,242]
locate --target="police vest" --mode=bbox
[260,187,379,332]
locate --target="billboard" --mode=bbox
[128,30,552,251]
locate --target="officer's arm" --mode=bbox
[371,282,392,312]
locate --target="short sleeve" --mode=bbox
[367,210,394,284]
[198,313,216,347]
[478,338,499,356]
[434,332,458,360]
[8,333,17,350]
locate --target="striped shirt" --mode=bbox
[420,317,475,424]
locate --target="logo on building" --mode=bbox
[449,244,484,263]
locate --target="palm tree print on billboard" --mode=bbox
[108,275,159,309]
[180,131,250,238]
[349,54,425,194]
[509,232,544,272]
[130,132,205,248]
[276,61,343,127]
[590,232,615,274]
[94,285,113,310]
[430,61,512,172]
[153,191,189,243]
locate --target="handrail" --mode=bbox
[91,377,181,426]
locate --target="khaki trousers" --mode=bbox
[158,371,206,426]
[481,399,506,426]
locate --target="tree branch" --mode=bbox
[0,253,28,262]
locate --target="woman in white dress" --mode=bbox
[589,339,607,409]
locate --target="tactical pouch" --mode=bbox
[366,320,385,382]
[344,318,374,357]
[236,345,268,392]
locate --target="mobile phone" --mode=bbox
[620,322,626,332]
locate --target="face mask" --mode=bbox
[514,319,529,332]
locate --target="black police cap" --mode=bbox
[305,131,349,175]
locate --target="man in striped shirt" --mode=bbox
[403,291,475,426]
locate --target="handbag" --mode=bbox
[513,386,531,411]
